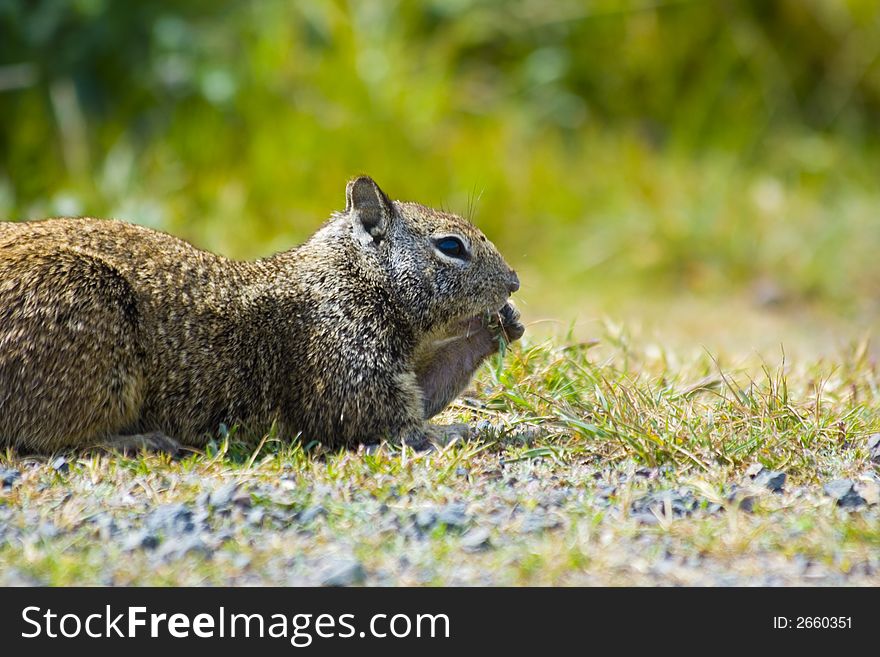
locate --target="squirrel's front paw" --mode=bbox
[485,302,524,344]
[499,302,525,342]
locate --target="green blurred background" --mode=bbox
[2,0,879,347]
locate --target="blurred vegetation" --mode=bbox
[2,0,880,319]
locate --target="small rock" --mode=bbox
[209,483,238,508]
[0,468,21,488]
[437,503,469,528]
[50,456,69,474]
[520,510,562,534]
[232,554,251,569]
[139,534,161,551]
[246,508,265,526]
[146,503,196,535]
[745,463,764,478]
[156,534,212,561]
[595,484,617,499]
[752,278,786,308]
[0,568,45,586]
[193,506,210,526]
[214,529,234,543]
[631,490,697,518]
[868,434,880,462]
[414,508,438,530]
[754,470,786,492]
[38,522,59,539]
[724,484,754,511]
[460,527,492,552]
[319,558,366,586]
[824,479,866,508]
[538,490,570,508]
[122,530,160,551]
[855,479,880,506]
[231,489,253,509]
[299,505,325,524]
[824,479,854,499]
[475,419,494,434]
[631,512,660,525]
[91,513,119,539]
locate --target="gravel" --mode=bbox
[2,451,879,586]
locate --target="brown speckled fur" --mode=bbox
[0,177,522,452]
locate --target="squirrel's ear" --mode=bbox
[346,176,393,243]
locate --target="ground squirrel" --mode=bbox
[0,176,523,453]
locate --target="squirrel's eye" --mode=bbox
[435,237,466,259]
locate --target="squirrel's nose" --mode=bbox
[507,270,520,294]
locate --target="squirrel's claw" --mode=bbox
[498,301,525,342]
[484,301,524,344]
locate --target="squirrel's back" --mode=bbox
[1,217,245,294]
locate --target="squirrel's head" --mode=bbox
[343,176,520,331]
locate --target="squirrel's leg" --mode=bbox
[397,421,470,451]
[415,302,524,420]
[99,431,183,456]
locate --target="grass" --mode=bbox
[1,326,878,586]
